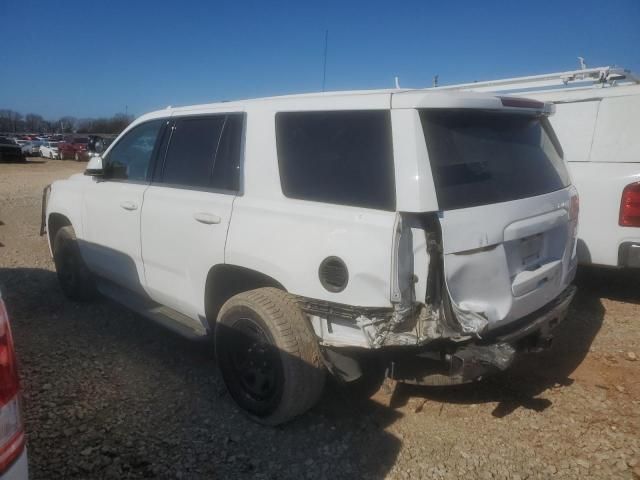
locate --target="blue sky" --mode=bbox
[1,0,638,119]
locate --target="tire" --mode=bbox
[215,287,325,425]
[52,226,96,301]
[339,353,385,400]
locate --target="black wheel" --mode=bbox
[215,288,325,425]
[53,226,96,301]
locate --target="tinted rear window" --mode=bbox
[276,110,395,211]
[159,114,242,192]
[420,110,570,210]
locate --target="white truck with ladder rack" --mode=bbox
[434,65,640,268]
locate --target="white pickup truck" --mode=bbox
[435,66,640,268]
[43,88,578,424]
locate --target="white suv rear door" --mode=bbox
[140,114,244,320]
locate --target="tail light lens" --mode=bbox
[499,96,544,109]
[619,182,640,227]
[0,298,24,473]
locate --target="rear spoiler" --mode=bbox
[499,96,556,115]
[391,90,555,115]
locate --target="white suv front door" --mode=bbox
[81,119,165,293]
[140,114,244,320]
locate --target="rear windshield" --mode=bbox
[420,110,570,210]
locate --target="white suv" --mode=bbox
[43,89,578,424]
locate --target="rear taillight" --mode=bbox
[619,182,640,227]
[0,299,24,473]
[499,96,545,109]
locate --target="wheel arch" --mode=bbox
[204,264,286,331]
[47,212,72,250]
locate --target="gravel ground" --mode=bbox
[0,159,638,479]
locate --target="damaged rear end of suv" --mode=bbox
[298,91,578,390]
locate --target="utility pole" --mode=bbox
[322,30,328,92]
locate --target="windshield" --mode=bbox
[420,109,570,211]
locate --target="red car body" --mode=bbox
[58,137,89,160]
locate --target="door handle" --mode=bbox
[120,201,138,211]
[193,212,221,225]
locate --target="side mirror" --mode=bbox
[95,139,105,154]
[85,155,104,176]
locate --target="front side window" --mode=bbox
[105,120,163,181]
[159,114,243,191]
[420,110,570,210]
[276,110,395,211]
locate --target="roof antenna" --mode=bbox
[433,74,439,87]
[322,29,329,91]
[394,76,401,89]
[578,57,587,70]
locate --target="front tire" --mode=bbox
[52,226,96,301]
[215,288,325,425]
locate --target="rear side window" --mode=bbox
[211,114,243,191]
[276,111,395,211]
[420,110,570,210]
[161,116,226,189]
[160,114,243,191]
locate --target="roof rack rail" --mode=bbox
[432,66,640,94]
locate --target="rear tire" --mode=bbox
[215,287,325,425]
[340,353,386,400]
[53,226,96,301]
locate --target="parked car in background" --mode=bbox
[45,89,578,425]
[0,137,25,163]
[435,65,640,268]
[0,291,28,479]
[39,141,59,159]
[21,141,42,157]
[58,137,89,160]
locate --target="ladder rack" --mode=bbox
[433,66,640,94]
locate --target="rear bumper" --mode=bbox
[618,242,640,268]
[485,284,576,345]
[390,285,576,385]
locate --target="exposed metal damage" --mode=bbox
[299,212,482,350]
